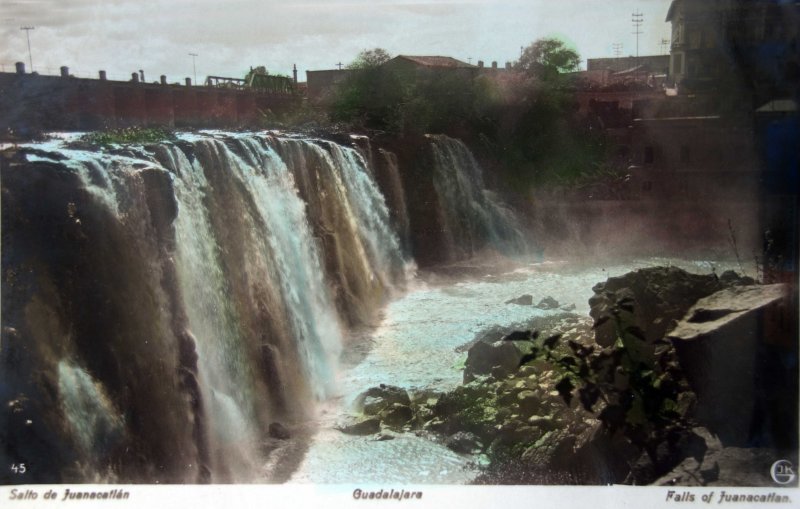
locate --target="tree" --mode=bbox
[244,65,268,84]
[348,48,392,69]
[515,38,580,79]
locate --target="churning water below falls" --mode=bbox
[290,258,736,484]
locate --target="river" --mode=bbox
[289,257,743,484]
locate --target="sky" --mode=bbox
[1,0,673,82]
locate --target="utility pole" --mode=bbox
[189,52,198,84]
[336,62,343,70]
[612,42,623,58]
[20,26,34,72]
[631,10,643,82]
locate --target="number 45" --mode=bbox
[11,463,27,474]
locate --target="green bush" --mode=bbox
[80,127,176,147]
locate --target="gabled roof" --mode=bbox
[666,0,680,21]
[391,55,475,68]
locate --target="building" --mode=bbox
[627,115,761,200]
[306,55,478,105]
[305,69,353,105]
[587,55,670,75]
[665,0,800,99]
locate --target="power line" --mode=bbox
[20,26,34,71]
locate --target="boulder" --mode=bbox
[588,267,727,348]
[719,270,755,286]
[445,431,483,454]
[463,340,533,383]
[502,330,533,341]
[505,294,533,306]
[536,296,560,310]
[380,404,414,429]
[516,390,542,416]
[336,417,381,436]
[354,384,411,415]
[668,284,790,446]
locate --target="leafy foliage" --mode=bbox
[514,38,581,79]
[79,127,176,147]
[244,65,269,84]
[519,296,695,459]
[349,48,392,69]
[329,40,610,187]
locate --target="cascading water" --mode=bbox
[1,130,533,484]
[427,134,528,259]
[1,132,408,483]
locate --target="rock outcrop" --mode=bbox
[668,284,792,446]
[588,267,729,348]
[343,267,797,486]
[505,294,533,306]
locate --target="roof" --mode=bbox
[613,64,651,76]
[391,55,475,68]
[665,0,680,22]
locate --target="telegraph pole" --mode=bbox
[20,26,34,71]
[631,11,643,60]
[612,43,623,58]
[631,10,643,82]
[189,52,198,84]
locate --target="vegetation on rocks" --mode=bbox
[78,127,177,147]
[342,267,795,485]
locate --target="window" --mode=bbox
[644,146,655,164]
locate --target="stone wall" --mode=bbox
[0,72,300,134]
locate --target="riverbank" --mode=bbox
[302,262,797,486]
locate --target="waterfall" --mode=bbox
[427,134,527,259]
[1,132,406,483]
[1,130,527,483]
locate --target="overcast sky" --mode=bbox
[1,0,672,82]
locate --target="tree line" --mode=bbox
[328,38,610,188]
